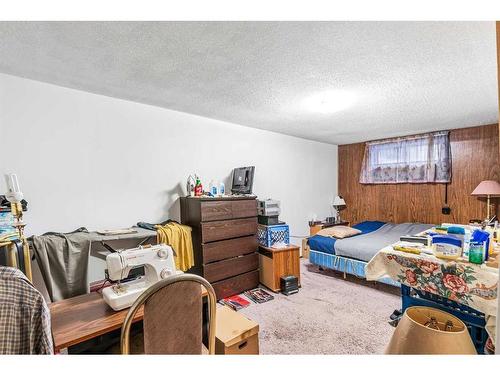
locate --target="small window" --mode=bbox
[360,131,451,184]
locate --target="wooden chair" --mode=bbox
[120,273,217,354]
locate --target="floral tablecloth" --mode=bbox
[365,246,498,340]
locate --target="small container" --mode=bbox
[209,180,218,196]
[447,226,465,245]
[432,235,463,260]
[471,229,491,261]
[469,241,485,264]
[219,182,225,196]
[462,231,472,259]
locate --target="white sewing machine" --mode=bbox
[102,244,179,311]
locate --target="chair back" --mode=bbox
[120,273,216,354]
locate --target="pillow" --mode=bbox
[316,225,361,239]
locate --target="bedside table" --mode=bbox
[258,245,301,292]
[309,221,350,236]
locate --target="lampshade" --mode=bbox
[333,195,346,207]
[471,180,500,196]
[385,306,476,355]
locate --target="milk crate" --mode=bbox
[401,285,488,354]
[257,224,289,247]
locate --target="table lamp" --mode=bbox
[471,180,500,221]
[385,306,476,354]
[333,195,346,223]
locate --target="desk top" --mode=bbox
[92,227,156,242]
[50,287,208,351]
[259,244,300,253]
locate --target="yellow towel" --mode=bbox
[155,222,194,272]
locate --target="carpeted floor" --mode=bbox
[239,259,400,354]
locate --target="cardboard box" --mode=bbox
[215,306,259,355]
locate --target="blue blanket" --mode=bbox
[308,221,386,256]
[335,222,434,262]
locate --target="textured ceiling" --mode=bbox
[0,21,497,144]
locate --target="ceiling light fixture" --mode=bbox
[302,90,356,114]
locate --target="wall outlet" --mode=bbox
[442,206,451,215]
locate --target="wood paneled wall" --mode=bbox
[338,124,500,225]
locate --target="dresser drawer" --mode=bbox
[203,253,258,283]
[200,199,257,222]
[202,235,258,264]
[230,199,258,219]
[200,201,233,221]
[201,218,258,243]
[212,270,260,300]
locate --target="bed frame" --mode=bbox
[308,249,400,287]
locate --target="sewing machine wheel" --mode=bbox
[160,268,174,279]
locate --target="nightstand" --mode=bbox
[309,221,350,236]
[258,244,301,292]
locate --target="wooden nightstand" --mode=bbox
[309,221,350,236]
[258,245,301,292]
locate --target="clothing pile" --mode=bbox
[155,222,194,272]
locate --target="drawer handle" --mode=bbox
[238,341,248,350]
[209,223,230,230]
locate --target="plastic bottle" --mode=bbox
[194,176,203,197]
[468,241,485,264]
[462,229,471,259]
[209,180,218,196]
[219,181,225,196]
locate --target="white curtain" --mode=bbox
[360,131,451,184]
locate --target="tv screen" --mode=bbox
[231,166,255,195]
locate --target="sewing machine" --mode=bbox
[102,244,179,311]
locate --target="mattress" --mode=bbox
[308,221,434,262]
[308,221,385,256]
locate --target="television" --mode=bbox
[231,166,255,195]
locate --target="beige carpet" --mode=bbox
[240,259,400,354]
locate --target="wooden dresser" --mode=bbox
[180,196,259,299]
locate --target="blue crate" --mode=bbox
[257,224,290,247]
[401,285,488,354]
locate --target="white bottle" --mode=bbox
[219,182,225,196]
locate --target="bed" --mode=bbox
[308,221,434,287]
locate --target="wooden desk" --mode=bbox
[50,287,208,352]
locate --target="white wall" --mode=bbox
[0,73,337,245]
